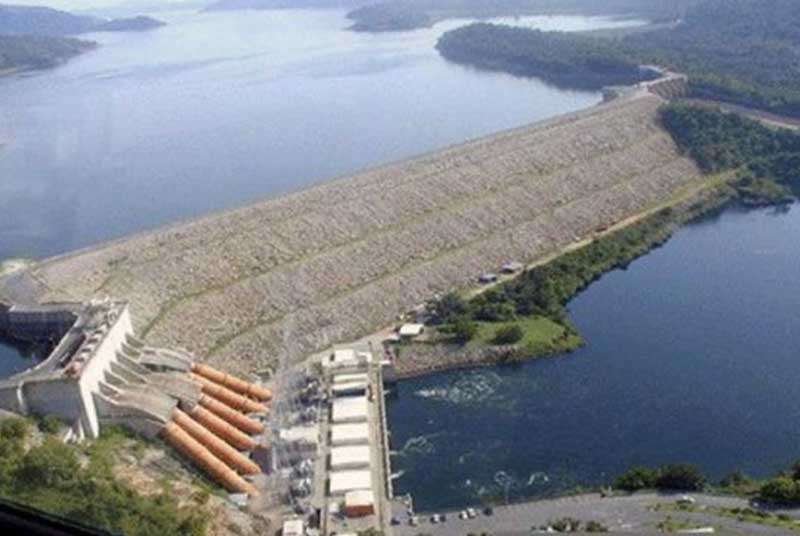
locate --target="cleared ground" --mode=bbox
[1,93,706,374]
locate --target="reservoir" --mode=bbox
[388,204,800,511]
[0,10,641,261]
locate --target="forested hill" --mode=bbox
[0,4,166,35]
[437,24,657,90]
[662,103,800,204]
[347,0,697,32]
[0,4,99,35]
[436,0,800,118]
[0,34,95,73]
[628,0,800,116]
[0,5,166,75]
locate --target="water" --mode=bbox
[388,205,800,511]
[0,10,643,260]
[0,340,40,379]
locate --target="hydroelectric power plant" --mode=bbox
[0,299,271,497]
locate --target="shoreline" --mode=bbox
[384,174,736,381]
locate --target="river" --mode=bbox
[388,204,800,511]
[0,9,642,261]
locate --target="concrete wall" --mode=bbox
[22,377,83,431]
[77,306,133,438]
[0,384,22,413]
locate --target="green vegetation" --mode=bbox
[0,35,95,73]
[717,470,760,497]
[437,23,656,90]
[434,0,800,117]
[661,103,800,203]
[0,418,208,536]
[429,291,582,359]
[613,464,707,492]
[613,466,659,492]
[756,461,800,505]
[451,316,478,343]
[491,324,524,345]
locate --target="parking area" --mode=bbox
[390,493,800,536]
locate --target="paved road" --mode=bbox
[391,492,800,535]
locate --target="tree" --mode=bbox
[15,437,80,490]
[613,466,659,492]
[719,470,750,488]
[655,464,707,491]
[760,477,799,504]
[492,325,524,345]
[451,316,477,343]
[427,292,466,324]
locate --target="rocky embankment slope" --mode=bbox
[2,93,705,374]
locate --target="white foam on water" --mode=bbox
[414,370,504,406]
[527,472,550,486]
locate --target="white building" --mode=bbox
[329,469,372,495]
[332,380,368,397]
[331,395,368,424]
[283,518,305,536]
[332,372,368,384]
[322,348,372,373]
[330,445,371,470]
[330,422,370,446]
[399,323,424,338]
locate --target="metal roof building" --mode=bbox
[330,445,371,470]
[331,395,368,423]
[330,422,370,446]
[329,469,372,495]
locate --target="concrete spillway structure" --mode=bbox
[0,300,270,496]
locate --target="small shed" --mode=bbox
[501,261,524,274]
[344,490,375,518]
[283,519,305,536]
[399,323,424,338]
[479,273,498,284]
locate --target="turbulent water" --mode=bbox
[0,10,643,261]
[388,205,800,511]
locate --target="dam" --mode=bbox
[0,88,706,376]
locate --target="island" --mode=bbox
[0,4,167,35]
[0,4,166,76]
[91,16,166,33]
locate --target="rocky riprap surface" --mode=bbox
[5,94,705,374]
